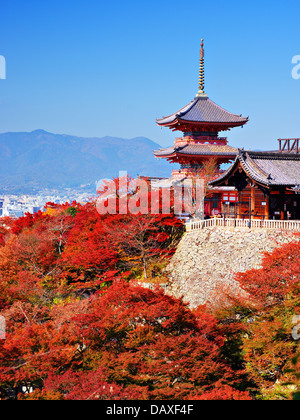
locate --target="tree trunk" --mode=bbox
[143,260,148,279]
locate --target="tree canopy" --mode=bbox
[0,187,300,400]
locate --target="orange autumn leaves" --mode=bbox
[0,188,300,399]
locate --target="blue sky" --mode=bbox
[0,0,300,151]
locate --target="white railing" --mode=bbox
[185,218,300,232]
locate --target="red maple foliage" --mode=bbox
[0,187,269,400]
[235,239,300,307]
[0,280,251,400]
[215,238,300,398]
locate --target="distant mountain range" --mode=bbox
[0,130,175,194]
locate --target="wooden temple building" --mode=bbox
[153,40,249,216]
[210,148,300,220]
[152,41,300,220]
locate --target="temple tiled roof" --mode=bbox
[211,150,300,187]
[154,143,238,158]
[156,96,248,127]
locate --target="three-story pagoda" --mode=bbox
[154,40,248,180]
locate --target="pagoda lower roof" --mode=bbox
[140,176,238,191]
[156,96,248,130]
[154,143,238,158]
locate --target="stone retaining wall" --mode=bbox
[166,227,300,308]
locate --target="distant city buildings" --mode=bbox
[0,190,93,219]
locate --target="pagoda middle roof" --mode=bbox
[154,143,238,158]
[156,96,248,128]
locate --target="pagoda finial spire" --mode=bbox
[196,39,207,97]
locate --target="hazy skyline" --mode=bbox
[1,0,300,150]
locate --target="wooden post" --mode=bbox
[237,191,242,219]
[265,194,270,219]
[249,195,251,228]
[280,189,285,220]
[251,186,255,213]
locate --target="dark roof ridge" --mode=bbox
[156,99,196,123]
[210,148,300,188]
[240,151,270,183]
[156,96,248,126]
[246,150,300,160]
[200,96,248,120]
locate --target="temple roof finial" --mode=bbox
[196,39,207,98]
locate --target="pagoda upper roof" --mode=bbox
[156,96,248,131]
